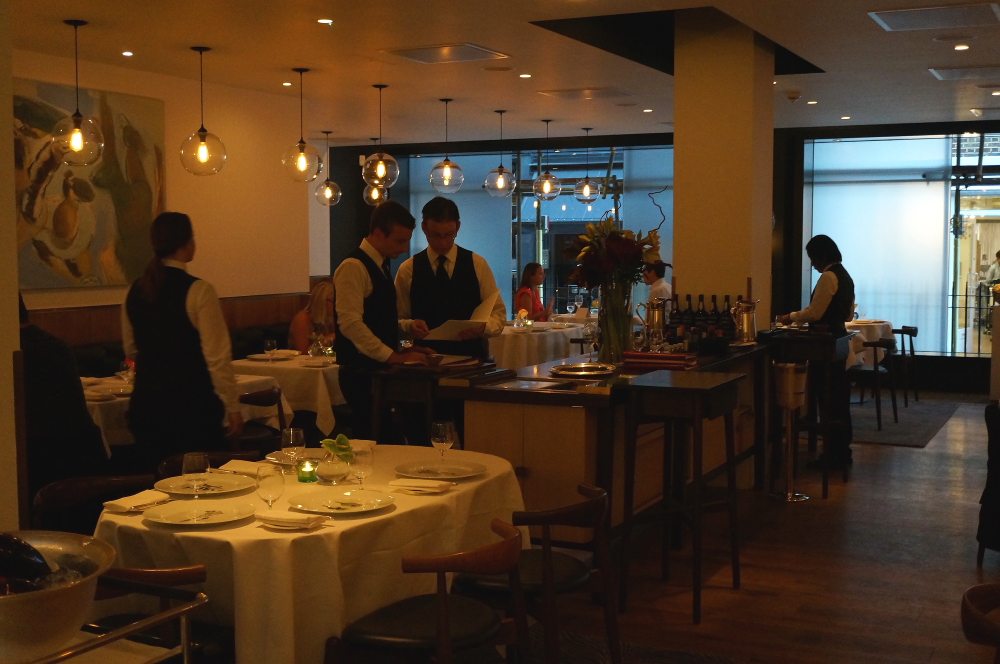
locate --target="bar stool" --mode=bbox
[620,370,745,624]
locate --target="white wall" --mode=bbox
[14,49,314,310]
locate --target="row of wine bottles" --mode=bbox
[664,293,748,341]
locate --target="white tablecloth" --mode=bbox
[846,319,894,368]
[84,374,291,455]
[488,323,582,370]
[232,356,345,435]
[94,446,524,664]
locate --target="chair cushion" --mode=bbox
[458,550,591,595]
[342,594,500,651]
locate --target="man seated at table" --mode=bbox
[334,201,431,439]
[394,196,506,358]
[18,293,107,501]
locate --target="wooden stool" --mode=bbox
[621,370,745,624]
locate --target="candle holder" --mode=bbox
[296,458,318,483]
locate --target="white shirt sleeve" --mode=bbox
[394,257,416,334]
[790,270,839,323]
[334,258,395,363]
[472,253,507,337]
[186,280,239,413]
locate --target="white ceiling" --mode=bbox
[11,0,1000,146]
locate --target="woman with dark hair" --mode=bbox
[514,262,553,321]
[122,212,242,468]
[778,234,856,468]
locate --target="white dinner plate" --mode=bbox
[143,500,257,526]
[153,473,256,496]
[246,354,292,362]
[287,489,395,515]
[394,461,487,480]
[265,448,326,466]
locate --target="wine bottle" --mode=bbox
[722,294,735,337]
[708,294,720,333]
[683,294,694,326]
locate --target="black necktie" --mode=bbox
[381,259,391,280]
[436,255,449,284]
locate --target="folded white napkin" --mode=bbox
[218,460,266,475]
[256,510,326,528]
[275,349,301,358]
[388,479,451,492]
[104,489,170,513]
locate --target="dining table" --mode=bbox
[488,321,583,370]
[845,319,894,368]
[93,445,524,664]
[231,353,345,435]
[83,373,292,456]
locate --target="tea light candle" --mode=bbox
[296,459,318,483]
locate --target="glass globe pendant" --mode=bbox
[532,119,561,202]
[282,68,323,182]
[483,111,516,198]
[363,183,388,206]
[314,131,342,206]
[180,46,226,175]
[362,84,399,189]
[430,98,464,193]
[51,20,104,167]
[574,128,601,204]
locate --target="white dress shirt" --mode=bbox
[121,259,239,413]
[333,238,404,364]
[394,244,507,337]
[986,260,1000,283]
[649,277,672,302]
[790,265,851,324]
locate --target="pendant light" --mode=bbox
[180,46,226,175]
[532,119,560,202]
[430,98,464,193]
[362,84,400,189]
[314,131,342,206]
[573,128,602,204]
[484,110,517,198]
[281,68,322,182]
[363,138,388,206]
[51,19,104,166]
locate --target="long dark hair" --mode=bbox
[137,212,193,300]
[519,262,542,289]
[805,234,843,266]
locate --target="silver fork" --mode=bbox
[178,509,224,522]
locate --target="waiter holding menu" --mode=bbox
[395,196,506,358]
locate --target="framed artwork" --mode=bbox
[13,78,165,289]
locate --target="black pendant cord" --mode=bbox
[583,127,592,179]
[73,23,80,113]
[543,119,552,173]
[496,110,506,168]
[199,50,205,131]
[441,98,452,159]
[298,70,304,144]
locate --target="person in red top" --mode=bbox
[514,262,552,322]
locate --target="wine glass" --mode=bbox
[566,302,577,314]
[256,465,284,509]
[181,452,210,500]
[430,421,455,462]
[574,291,585,314]
[264,339,278,362]
[350,442,374,489]
[280,427,305,468]
[116,360,134,385]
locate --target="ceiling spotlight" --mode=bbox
[807,100,818,105]
[955,43,971,51]
[840,115,852,120]
[317,18,333,25]
[282,81,292,87]
[992,91,1000,96]
[519,73,532,79]
[642,108,653,113]
[121,50,133,57]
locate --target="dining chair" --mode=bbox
[230,386,287,453]
[454,484,622,664]
[847,338,899,431]
[32,473,156,534]
[961,584,1000,662]
[892,326,919,406]
[325,518,528,664]
[156,450,262,480]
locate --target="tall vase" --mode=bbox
[597,277,632,364]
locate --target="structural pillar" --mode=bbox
[673,9,774,318]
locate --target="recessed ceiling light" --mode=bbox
[772,80,777,85]
[642,108,653,113]
[282,81,292,87]
[993,91,1000,96]
[519,73,532,79]
[841,115,851,120]
[955,43,971,50]
[807,100,818,104]
[317,18,333,25]
[121,50,133,57]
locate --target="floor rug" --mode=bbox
[850,398,958,448]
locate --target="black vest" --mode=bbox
[814,263,855,338]
[410,247,486,357]
[125,267,217,408]
[335,248,398,369]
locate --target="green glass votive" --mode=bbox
[296,458,318,483]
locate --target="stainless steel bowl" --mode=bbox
[0,531,116,662]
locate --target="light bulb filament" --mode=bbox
[296,151,308,172]
[323,185,333,200]
[371,187,381,201]
[196,141,210,164]
[376,160,387,179]
[496,173,506,189]
[70,127,84,152]
[542,180,551,194]
[583,183,591,197]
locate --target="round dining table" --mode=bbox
[94,445,524,664]
[232,354,345,435]
[488,321,583,370]
[845,319,894,368]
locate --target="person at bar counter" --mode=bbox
[985,249,1000,284]
[19,294,107,501]
[514,262,553,322]
[288,281,335,354]
[394,196,507,358]
[334,201,431,439]
[122,212,243,469]
[643,260,672,301]
[777,234,856,469]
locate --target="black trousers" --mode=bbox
[127,392,226,473]
[338,365,375,440]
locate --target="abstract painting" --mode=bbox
[13,79,165,289]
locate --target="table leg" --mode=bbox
[619,396,638,611]
[691,408,704,625]
[724,411,741,590]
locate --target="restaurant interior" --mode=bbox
[5,1,1000,662]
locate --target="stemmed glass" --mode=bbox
[181,452,210,500]
[350,442,374,489]
[256,465,284,510]
[280,427,305,468]
[116,360,134,385]
[574,291,585,315]
[430,421,455,462]
[264,339,278,362]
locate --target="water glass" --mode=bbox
[116,361,134,385]
[280,427,305,466]
[264,339,278,361]
[350,442,374,489]
[317,455,350,485]
[181,452,210,499]
[430,421,456,461]
[256,465,284,509]
[566,303,577,314]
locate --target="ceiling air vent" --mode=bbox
[869,3,1000,31]
[929,65,1000,80]
[537,88,630,100]
[386,43,508,64]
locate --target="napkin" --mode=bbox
[84,389,114,402]
[256,510,326,528]
[275,349,301,358]
[218,460,266,475]
[388,479,451,492]
[104,489,170,513]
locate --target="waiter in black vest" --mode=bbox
[334,201,430,439]
[123,212,243,469]
[394,197,507,358]
[778,234,856,468]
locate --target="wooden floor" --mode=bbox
[559,396,998,663]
